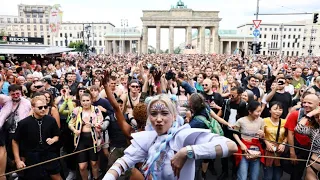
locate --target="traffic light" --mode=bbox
[313,13,319,24]
[255,42,262,54]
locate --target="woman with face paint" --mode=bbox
[103,94,238,180]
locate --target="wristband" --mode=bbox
[103,173,116,180]
[110,166,122,177]
[115,158,128,172]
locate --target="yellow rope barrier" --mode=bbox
[0,142,109,177]
[233,153,308,162]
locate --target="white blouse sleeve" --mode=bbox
[121,140,148,169]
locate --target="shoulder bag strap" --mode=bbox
[128,92,135,109]
[13,102,21,113]
[275,119,282,143]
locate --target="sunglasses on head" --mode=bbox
[34,85,43,89]
[37,105,48,110]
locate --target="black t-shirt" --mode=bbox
[92,98,114,118]
[14,115,60,153]
[270,91,292,119]
[52,83,62,91]
[246,86,261,99]
[201,92,224,114]
[312,85,320,94]
[107,116,128,148]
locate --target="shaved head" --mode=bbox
[303,94,319,113]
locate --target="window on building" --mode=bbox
[283,42,285,47]
[28,32,31,37]
[259,34,262,38]
[40,25,43,31]
[292,43,295,48]
[26,13,31,18]
[274,28,277,31]
[14,18,17,23]
[34,32,37,37]
[70,33,72,37]
[94,40,97,46]
[302,45,305,49]
[14,32,18,37]
[46,19,49,24]
[299,28,301,31]
[34,25,37,30]
[264,34,266,38]
[21,32,25,37]
[289,28,291,31]
[69,26,72,30]
[104,26,107,29]
[99,32,101,37]
[288,35,291,39]
[283,35,286,39]
[287,51,289,56]
[298,35,300,39]
[294,28,296,31]
[27,25,30,30]
[20,18,24,23]
[284,28,287,31]
[32,14,37,18]
[27,18,30,23]
[64,27,67,30]
[303,37,306,41]
[56,41,58,46]
[297,43,300,48]
[33,19,36,23]
[20,25,24,30]
[269,28,272,31]
[0,18,4,23]
[64,33,67,38]
[296,51,299,56]
[250,27,253,31]
[40,19,43,23]
[293,35,295,39]
[99,40,102,46]
[60,33,62,37]
[46,25,49,31]
[39,14,43,18]
[7,18,11,23]
[260,28,262,31]
[60,41,63,46]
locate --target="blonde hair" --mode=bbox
[31,96,46,107]
[147,94,177,118]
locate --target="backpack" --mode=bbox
[194,109,224,136]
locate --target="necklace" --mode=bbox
[37,120,43,144]
[130,93,138,101]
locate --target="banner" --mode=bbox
[0,36,44,44]
[49,4,63,35]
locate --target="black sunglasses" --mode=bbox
[34,85,43,89]
[37,105,48,110]
[131,85,140,88]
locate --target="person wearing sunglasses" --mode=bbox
[31,80,45,97]
[12,96,61,180]
[0,84,31,180]
[120,79,141,116]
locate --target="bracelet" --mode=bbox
[103,173,116,180]
[115,158,128,172]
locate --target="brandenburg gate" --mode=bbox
[140,1,221,54]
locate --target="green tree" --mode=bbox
[68,41,85,52]
[0,30,7,44]
[174,47,181,54]
[148,45,156,54]
[165,49,169,53]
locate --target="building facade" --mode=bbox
[237,20,320,56]
[53,22,115,54]
[0,4,52,45]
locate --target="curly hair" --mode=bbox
[132,102,148,130]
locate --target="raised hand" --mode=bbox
[102,70,110,87]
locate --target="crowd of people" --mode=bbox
[0,53,320,180]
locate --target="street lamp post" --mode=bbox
[121,19,128,54]
[84,24,91,58]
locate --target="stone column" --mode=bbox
[156,26,161,54]
[213,26,220,54]
[169,26,174,54]
[197,27,200,52]
[105,40,109,54]
[137,40,141,54]
[112,40,116,54]
[142,26,148,54]
[220,41,223,54]
[200,26,206,54]
[244,41,248,55]
[236,41,240,53]
[187,26,192,47]
[130,40,133,53]
[228,41,232,55]
[209,27,214,54]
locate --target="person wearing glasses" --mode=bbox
[0,84,31,180]
[30,80,45,97]
[12,96,61,180]
[120,79,141,116]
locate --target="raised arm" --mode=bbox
[103,71,133,139]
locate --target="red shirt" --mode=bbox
[284,110,310,147]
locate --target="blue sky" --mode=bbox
[1,0,320,49]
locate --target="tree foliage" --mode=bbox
[68,41,85,52]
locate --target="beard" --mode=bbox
[12,98,21,103]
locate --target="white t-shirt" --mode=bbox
[285,84,294,96]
